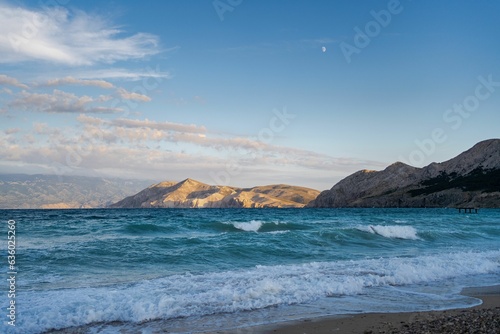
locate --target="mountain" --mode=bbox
[308,139,500,208]
[109,178,320,208]
[0,174,154,209]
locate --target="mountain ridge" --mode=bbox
[308,139,500,208]
[2,140,498,209]
[0,174,154,209]
[109,179,320,208]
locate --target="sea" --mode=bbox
[1,208,499,333]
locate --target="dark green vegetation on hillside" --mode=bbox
[409,168,500,196]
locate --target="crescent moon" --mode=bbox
[322,46,327,53]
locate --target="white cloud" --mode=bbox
[75,115,382,172]
[116,87,151,102]
[33,122,51,135]
[97,95,113,102]
[74,67,172,81]
[1,72,155,116]
[36,75,152,102]
[75,115,209,145]
[0,74,29,89]
[0,117,386,189]
[10,89,122,113]
[4,128,21,135]
[1,87,13,95]
[41,76,115,89]
[0,4,161,66]
[113,118,207,134]
[76,115,105,126]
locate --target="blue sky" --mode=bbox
[0,0,499,190]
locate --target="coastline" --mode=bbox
[42,285,500,334]
[233,285,500,334]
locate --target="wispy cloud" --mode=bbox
[116,88,151,102]
[4,128,20,135]
[41,76,114,89]
[75,115,381,171]
[74,67,173,81]
[39,76,152,101]
[10,90,122,114]
[0,116,385,187]
[0,74,29,89]
[2,73,156,115]
[1,87,13,95]
[0,4,161,66]
[78,115,207,135]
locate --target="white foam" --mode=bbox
[359,225,420,240]
[9,250,499,333]
[226,220,286,232]
[268,230,290,235]
[233,220,263,232]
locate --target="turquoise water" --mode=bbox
[1,208,499,333]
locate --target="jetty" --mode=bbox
[457,207,478,214]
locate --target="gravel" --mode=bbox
[376,307,500,334]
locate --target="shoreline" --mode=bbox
[42,285,500,333]
[231,285,500,334]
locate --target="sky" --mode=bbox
[0,0,499,190]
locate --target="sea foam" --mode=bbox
[358,225,420,240]
[233,220,263,232]
[11,249,499,333]
[225,220,287,232]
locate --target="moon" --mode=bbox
[321,46,327,53]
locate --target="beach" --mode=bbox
[246,285,500,334]
[43,285,500,333]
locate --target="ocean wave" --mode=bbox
[122,223,174,235]
[268,230,290,235]
[220,220,290,233]
[358,225,420,240]
[233,220,264,232]
[11,250,500,333]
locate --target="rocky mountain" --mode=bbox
[109,178,320,208]
[0,174,154,209]
[308,139,500,208]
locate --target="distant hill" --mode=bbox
[109,178,320,208]
[0,174,154,209]
[308,139,500,208]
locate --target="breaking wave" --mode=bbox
[358,225,420,240]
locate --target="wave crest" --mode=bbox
[233,220,263,232]
[359,225,420,240]
[222,220,288,232]
[16,250,500,332]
